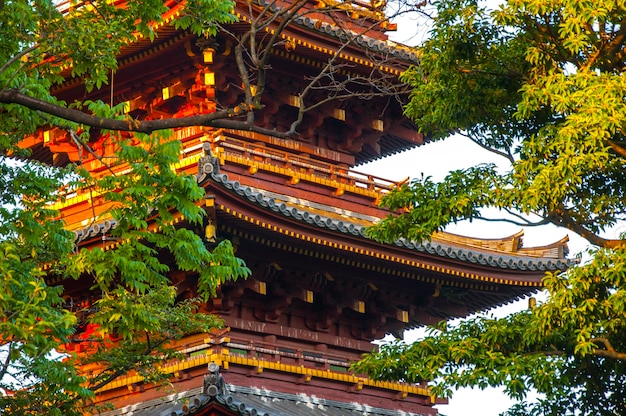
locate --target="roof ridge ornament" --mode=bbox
[202,362,226,397]
[197,142,220,183]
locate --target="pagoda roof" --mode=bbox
[71,164,572,288]
[99,377,430,416]
[62,138,575,323]
[207,170,571,276]
[100,385,429,416]
[38,0,424,168]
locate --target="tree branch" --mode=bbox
[0,45,39,77]
[590,337,626,361]
[0,89,289,136]
[460,131,515,164]
[476,214,550,227]
[547,208,624,248]
[607,139,626,159]
[0,341,14,382]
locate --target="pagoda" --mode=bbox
[19,0,571,415]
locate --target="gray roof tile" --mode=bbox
[99,385,429,416]
[207,171,573,272]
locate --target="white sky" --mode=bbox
[362,134,589,252]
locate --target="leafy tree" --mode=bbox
[0,2,249,414]
[355,0,626,414]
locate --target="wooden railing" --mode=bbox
[214,134,405,195]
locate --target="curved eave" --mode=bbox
[205,171,574,287]
[432,230,569,259]
[354,134,427,166]
[232,0,419,69]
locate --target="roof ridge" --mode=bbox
[208,171,574,273]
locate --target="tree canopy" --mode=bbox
[0,1,249,414]
[355,0,626,415]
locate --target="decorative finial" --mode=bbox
[202,362,226,397]
[197,143,220,183]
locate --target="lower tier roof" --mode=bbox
[100,367,434,416]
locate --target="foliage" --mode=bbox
[369,0,626,247]
[355,246,626,415]
[0,131,249,415]
[81,286,224,393]
[0,1,250,414]
[359,0,626,414]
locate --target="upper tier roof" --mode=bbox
[62,135,574,323]
[207,169,571,276]
[66,132,572,282]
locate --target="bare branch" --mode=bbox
[0,45,39,77]
[592,348,626,361]
[0,89,254,134]
[459,131,515,164]
[475,214,550,227]
[0,341,14,382]
[69,130,115,175]
[608,139,626,159]
[547,208,622,248]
